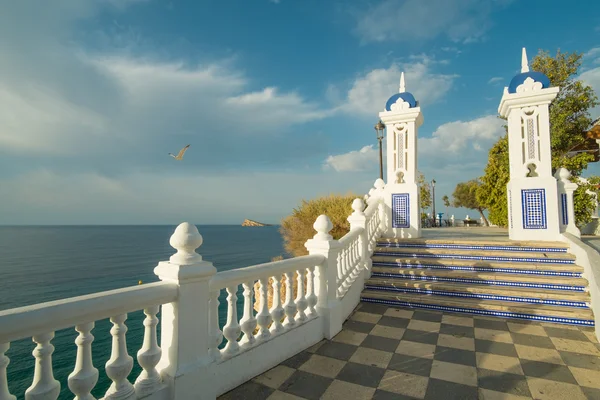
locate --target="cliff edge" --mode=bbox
[242,219,271,227]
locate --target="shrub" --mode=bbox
[279,193,358,257]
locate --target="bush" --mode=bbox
[279,193,358,257]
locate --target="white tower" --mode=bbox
[498,48,560,241]
[379,72,423,238]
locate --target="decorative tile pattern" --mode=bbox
[372,251,575,264]
[376,242,568,253]
[397,132,404,172]
[527,119,536,160]
[561,193,568,226]
[220,304,600,399]
[522,189,547,230]
[392,193,410,228]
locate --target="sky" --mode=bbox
[2,0,600,225]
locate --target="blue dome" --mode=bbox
[508,71,551,94]
[385,92,417,111]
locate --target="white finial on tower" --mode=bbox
[399,72,406,93]
[521,47,529,73]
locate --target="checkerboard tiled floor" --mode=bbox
[219,303,600,400]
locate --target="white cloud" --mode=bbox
[340,58,458,116]
[354,0,511,44]
[324,145,379,172]
[580,49,600,119]
[488,76,504,85]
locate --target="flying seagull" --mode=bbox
[169,144,190,160]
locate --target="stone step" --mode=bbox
[373,247,576,265]
[360,290,595,327]
[371,256,584,277]
[370,266,588,292]
[365,277,590,308]
[377,238,568,253]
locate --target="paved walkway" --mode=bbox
[220,303,600,400]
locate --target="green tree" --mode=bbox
[418,171,432,214]
[478,49,599,227]
[442,195,450,217]
[453,180,489,226]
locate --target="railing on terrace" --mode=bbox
[0,187,386,400]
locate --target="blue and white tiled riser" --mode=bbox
[376,242,567,253]
[522,188,547,229]
[391,193,409,228]
[373,251,575,264]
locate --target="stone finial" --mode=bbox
[556,167,572,182]
[169,222,204,265]
[521,47,529,73]
[374,179,385,190]
[399,72,406,93]
[351,198,365,215]
[368,189,375,196]
[313,215,333,240]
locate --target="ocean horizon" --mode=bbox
[0,225,287,398]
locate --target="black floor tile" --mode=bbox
[279,370,333,400]
[582,386,600,400]
[439,323,475,338]
[434,346,477,367]
[219,381,274,400]
[413,311,443,322]
[475,339,518,357]
[474,318,509,331]
[336,362,386,388]
[402,329,439,345]
[378,316,411,329]
[520,360,578,384]
[373,389,419,399]
[477,368,532,398]
[359,303,390,315]
[388,353,433,377]
[510,332,555,349]
[424,378,478,400]
[343,320,376,334]
[362,334,401,352]
[544,326,590,342]
[559,350,600,371]
[316,341,358,361]
[280,351,312,369]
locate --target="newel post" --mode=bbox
[555,168,581,238]
[348,198,369,278]
[154,223,217,399]
[305,215,343,339]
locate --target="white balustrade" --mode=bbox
[135,306,162,396]
[295,269,308,322]
[223,286,242,357]
[256,277,272,340]
[104,314,135,400]
[282,272,297,328]
[239,281,257,348]
[209,290,223,361]
[68,322,98,400]
[305,266,317,317]
[270,276,285,334]
[25,332,60,400]
[0,343,15,400]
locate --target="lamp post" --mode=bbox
[431,179,436,227]
[374,120,385,180]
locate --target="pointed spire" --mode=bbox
[399,72,406,93]
[521,47,529,73]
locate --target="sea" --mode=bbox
[0,225,287,398]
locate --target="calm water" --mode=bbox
[0,225,287,398]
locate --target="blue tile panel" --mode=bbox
[376,242,567,253]
[372,251,575,264]
[522,189,547,229]
[360,297,595,327]
[372,261,582,277]
[392,193,410,228]
[561,193,568,225]
[364,285,588,308]
[370,272,586,292]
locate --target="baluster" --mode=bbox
[0,343,16,400]
[25,332,60,400]
[239,281,258,348]
[336,252,343,283]
[295,269,308,322]
[305,267,317,318]
[270,276,285,333]
[256,277,272,340]
[208,290,223,361]
[222,286,241,356]
[68,322,98,400]
[104,314,135,400]
[283,272,297,328]
[135,306,162,396]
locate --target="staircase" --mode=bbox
[361,238,595,327]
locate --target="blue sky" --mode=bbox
[1,0,600,225]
